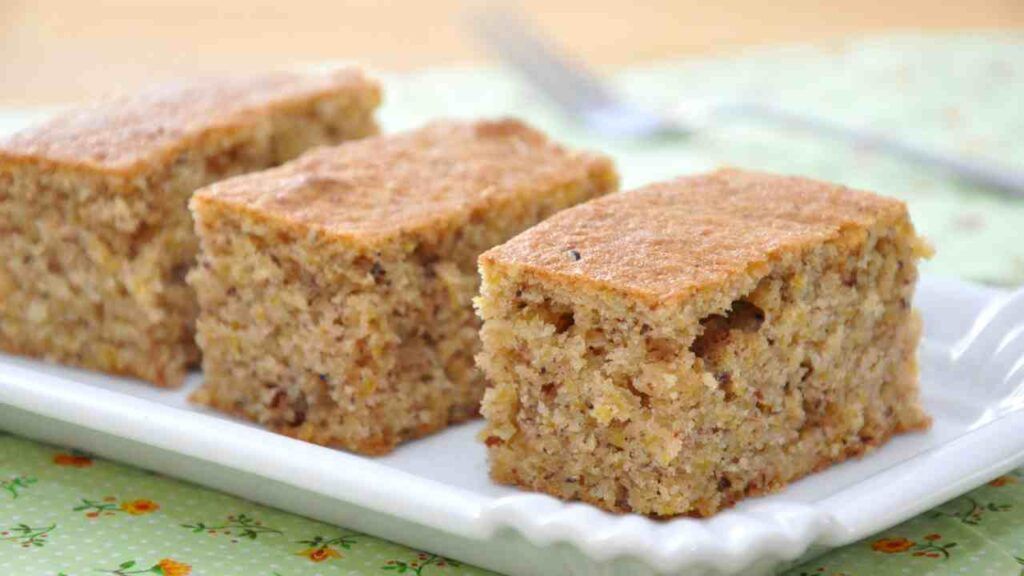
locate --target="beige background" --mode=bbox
[1,0,1023,106]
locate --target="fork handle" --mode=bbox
[718,102,1024,197]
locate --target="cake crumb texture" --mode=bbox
[0,69,381,385]
[188,119,618,454]
[477,168,931,517]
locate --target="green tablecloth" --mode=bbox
[2,32,1023,576]
[2,435,1023,575]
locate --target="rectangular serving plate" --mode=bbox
[2,274,1023,576]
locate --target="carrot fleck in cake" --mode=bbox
[477,168,932,517]
[0,69,381,386]
[188,119,618,454]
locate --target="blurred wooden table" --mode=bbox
[1,0,1022,106]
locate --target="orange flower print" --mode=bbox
[53,453,93,468]
[120,499,160,515]
[296,534,359,560]
[95,559,190,575]
[871,534,957,559]
[298,546,342,562]
[156,558,191,576]
[989,475,1018,487]
[872,537,915,553]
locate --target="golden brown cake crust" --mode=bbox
[192,118,615,243]
[481,168,909,304]
[188,118,617,453]
[0,68,380,174]
[0,69,381,387]
[476,169,929,516]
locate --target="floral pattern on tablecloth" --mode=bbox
[0,433,487,576]
[2,432,1023,575]
[788,471,1024,575]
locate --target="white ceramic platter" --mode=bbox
[2,274,1023,576]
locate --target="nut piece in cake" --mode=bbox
[477,168,932,517]
[187,118,618,455]
[0,69,382,386]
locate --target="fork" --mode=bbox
[468,8,1024,197]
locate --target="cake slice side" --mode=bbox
[188,119,619,453]
[477,169,931,517]
[0,70,381,386]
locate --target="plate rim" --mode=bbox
[1,273,1022,575]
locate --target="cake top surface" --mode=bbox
[0,68,379,174]
[482,168,908,303]
[193,118,615,243]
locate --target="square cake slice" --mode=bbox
[0,69,381,386]
[477,168,931,517]
[188,119,618,454]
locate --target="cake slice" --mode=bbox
[188,119,618,454]
[0,69,381,386]
[477,168,931,517]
